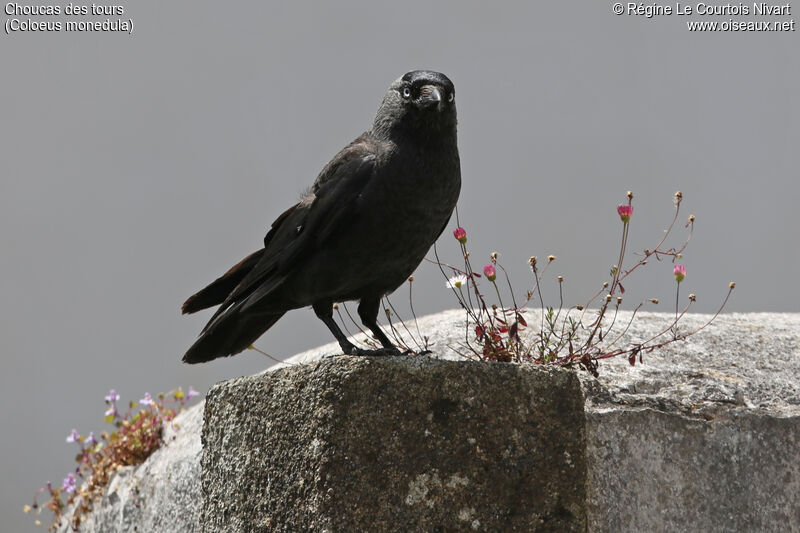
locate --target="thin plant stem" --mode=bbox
[385,295,422,352]
[381,300,409,351]
[497,263,519,311]
[407,278,427,349]
[492,281,505,318]
[600,302,644,354]
[335,305,355,338]
[248,345,290,366]
[341,302,376,348]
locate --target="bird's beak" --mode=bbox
[418,85,443,109]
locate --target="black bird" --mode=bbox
[182,70,461,364]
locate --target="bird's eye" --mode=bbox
[402,87,411,99]
[447,92,454,102]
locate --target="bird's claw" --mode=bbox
[341,346,403,357]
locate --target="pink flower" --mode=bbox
[673,264,686,283]
[617,205,633,223]
[453,227,467,244]
[483,264,496,282]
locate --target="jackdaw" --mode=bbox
[182,70,460,364]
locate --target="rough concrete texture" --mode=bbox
[56,402,203,533]
[285,310,800,532]
[578,312,800,533]
[201,356,587,533]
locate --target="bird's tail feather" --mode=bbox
[181,249,264,314]
[182,309,284,364]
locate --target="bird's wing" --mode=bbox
[203,135,378,326]
[276,136,378,270]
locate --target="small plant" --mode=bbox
[26,387,200,531]
[430,190,734,374]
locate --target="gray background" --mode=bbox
[2,2,797,531]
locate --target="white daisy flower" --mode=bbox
[446,274,468,290]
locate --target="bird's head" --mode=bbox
[373,70,457,142]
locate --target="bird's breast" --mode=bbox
[353,146,460,265]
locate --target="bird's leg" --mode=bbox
[312,302,361,355]
[357,297,402,355]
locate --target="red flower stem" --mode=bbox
[600,302,644,353]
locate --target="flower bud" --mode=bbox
[617,204,633,223]
[673,264,686,283]
[453,227,467,244]
[484,264,497,282]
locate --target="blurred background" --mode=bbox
[2,2,797,530]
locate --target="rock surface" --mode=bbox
[59,310,800,532]
[577,312,800,533]
[55,402,203,533]
[201,357,587,533]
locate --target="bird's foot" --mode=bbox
[342,345,403,357]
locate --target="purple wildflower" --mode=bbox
[62,473,77,494]
[66,429,80,444]
[104,389,120,404]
